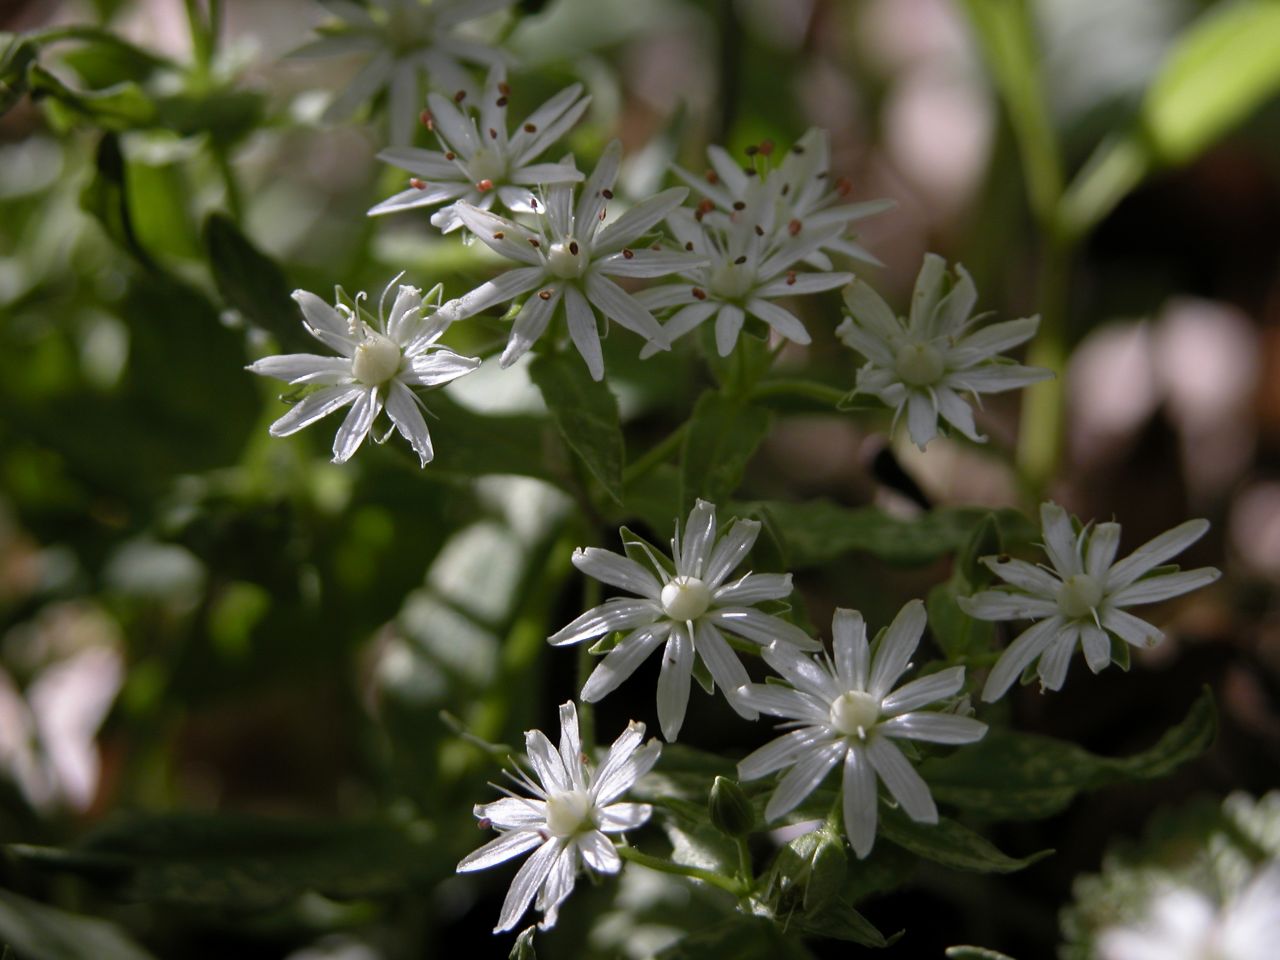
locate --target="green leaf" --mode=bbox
[529,352,624,502]
[0,33,37,117]
[156,89,266,146]
[203,213,307,350]
[29,64,155,129]
[681,391,772,509]
[959,0,1062,224]
[879,807,1052,873]
[736,500,1037,568]
[796,897,889,948]
[8,814,436,909]
[927,580,994,660]
[656,916,812,960]
[418,393,560,484]
[1143,0,1280,165]
[79,132,152,265]
[922,689,1217,820]
[0,889,157,960]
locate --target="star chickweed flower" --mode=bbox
[369,67,588,232]
[836,253,1053,450]
[673,128,893,270]
[247,277,480,466]
[437,140,703,380]
[457,702,660,933]
[959,502,1221,702]
[548,499,819,741]
[635,199,853,358]
[298,0,515,145]
[736,602,987,859]
[1096,863,1280,960]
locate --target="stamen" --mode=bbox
[734,255,747,265]
[786,270,797,285]
[493,231,505,239]
[754,225,764,236]
[602,189,614,199]
[488,127,498,139]
[705,169,719,184]
[622,248,634,259]
[528,237,541,247]
[538,290,552,300]
[732,201,746,211]
[692,287,707,300]
[835,176,853,197]
[685,241,694,251]
[780,183,790,196]
[454,90,466,103]
[792,144,805,154]
[523,122,537,133]
[759,139,774,156]
[788,218,802,236]
[745,144,759,157]
[496,96,508,107]
[569,241,579,255]
[420,110,434,130]
[477,818,492,830]
[445,151,456,160]
[498,81,511,96]
[409,178,427,189]
[476,179,494,191]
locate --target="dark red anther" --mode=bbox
[493,231,505,240]
[445,151,456,160]
[705,169,719,184]
[734,255,747,265]
[602,188,613,199]
[745,144,759,157]
[759,139,774,156]
[496,96,509,107]
[835,176,853,197]
[780,183,790,197]
[478,818,492,829]
[454,90,466,103]
[788,218,802,236]
[529,237,541,247]
[732,201,746,211]
[792,144,805,154]
[523,122,537,133]
[754,225,764,236]
[409,178,427,190]
[420,110,434,130]
[498,81,511,96]
[538,289,552,300]
[786,270,797,286]
[622,248,634,259]
[476,179,494,192]
[489,127,498,139]
[569,240,579,255]
[691,287,707,301]
[685,241,694,251]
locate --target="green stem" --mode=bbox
[749,379,846,407]
[212,146,243,221]
[616,844,745,896]
[575,576,600,750]
[623,422,689,486]
[735,836,753,887]
[183,0,214,75]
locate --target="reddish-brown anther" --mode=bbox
[691,287,708,301]
[788,219,802,236]
[409,178,428,190]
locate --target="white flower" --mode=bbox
[959,502,1221,702]
[247,278,480,466]
[672,128,893,270]
[298,0,514,145]
[457,701,661,933]
[736,602,986,858]
[634,201,852,358]
[836,254,1053,450]
[1097,863,1280,960]
[368,67,588,232]
[549,500,820,741]
[437,140,703,380]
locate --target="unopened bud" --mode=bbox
[708,776,755,837]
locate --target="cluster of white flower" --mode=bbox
[245,0,1224,941]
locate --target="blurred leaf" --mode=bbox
[656,916,812,960]
[927,580,994,660]
[126,157,199,260]
[878,807,1051,873]
[156,89,266,146]
[9,814,436,909]
[737,500,1036,568]
[203,213,307,350]
[80,132,152,265]
[795,897,888,947]
[960,0,1062,223]
[947,948,1018,960]
[421,393,560,484]
[0,33,37,117]
[922,689,1217,820]
[529,353,624,501]
[29,64,155,129]
[681,391,771,510]
[0,889,156,960]
[1143,0,1280,165]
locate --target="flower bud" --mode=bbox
[708,776,755,838]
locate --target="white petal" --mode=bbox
[533,843,575,931]
[512,87,590,165]
[1105,519,1212,591]
[867,599,926,700]
[594,740,661,806]
[557,701,583,781]
[745,298,811,345]
[457,829,543,873]
[594,187,689,253]
[981,615,1066,702]
[1101,607,1165,649]
[597,249,702,279]
[583,272,667,345]
[835,317,896,367]
[866,737,936,823]
[268,384,360,437]
[321,51,392,124]
[736,683,828,724]
[571,547,663,599]
[905,391,938,450]
[1080,622,1111,673]
[1109,567,1220,607]
[249,354,353,386]
[376,146,458,179]
[713,573,792,605]
[680,499,717,577]
[656,624,694,741]
[944,362,1053,393]
[709,607,819,650]
[385,382,434,467]
[707,145,749,198]
[957,591,1059,621]
[907,253,946,337]
[930,263,977,337]
[576,830,621,874]
[500,284,562,368]
[714,304,745,357]
[935,386,984,443]
[448,204,543,267]
[761,641,839,701]
[879,712,987,744]
[564,284,604,381]
[832,608,869,691]
[702,518,760,588]
[1039,502,1082,578]
[756,271,851,298]
[597,801,653,832]
[404,349,482,387]
[525,729,570,793]
[440,265,545,321]
[1037,629,1078,691]
[575,139,622,231]
[477,797,547,830]
[426,92,479,155]
[387,61,419,147]
[548,599,661,646]
[331,387,380,463]
[763,739,845,821]
[842,747,878,859]
[581,623,670,703]
[692,621,756,719]
[1085,522,1122,581]
[983,557,1061,597]
[949,317,1040,366]
[293,289,356,355]
[880,666,965,715]
[737,727,831,780]
[642,300,716,357]
[841,279,902,349]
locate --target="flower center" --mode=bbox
[1057,573,1103,619]
[894,342,945,387]
[546,239,587,279]
[544,789,595,838]
[468,147,506,185]
[829,690,880,739]
[661,575,711,621]
[351,330,402,386]
[707,262,754,301]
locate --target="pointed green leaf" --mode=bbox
[529,353,624,502]
[681,391,771,510]
[0,889,157,960]
[879,807,1052,874]
[203,213,308,351]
